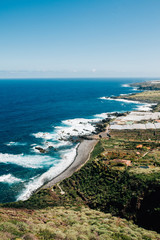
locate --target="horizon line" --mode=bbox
[0,76,159,80]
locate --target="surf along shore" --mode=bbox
[3,80,160,237]
[42,121,111,189]
[41,80,160,191]
[42,139,98,189]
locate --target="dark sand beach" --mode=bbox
[42,139,98,188]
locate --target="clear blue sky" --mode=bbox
[0,0,160,78]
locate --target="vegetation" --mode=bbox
[1,81,160,239]
[0,206,160,240]
[3,129,160,235]
[130,80,160,90]
[57,133,160,232]
[117,87,160,111]
[124,91,160,103]
[2,83,160,238]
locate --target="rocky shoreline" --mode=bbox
[39,80,160,192]
[39,117,113,190]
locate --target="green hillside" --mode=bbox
[0,206,160,240]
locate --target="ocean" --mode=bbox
[0,78,147,203]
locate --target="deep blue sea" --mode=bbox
[0,78,145,203]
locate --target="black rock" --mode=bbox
[35,147,46,153]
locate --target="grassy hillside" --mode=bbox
[131,81,160,90]
[117,90,160,111]
[125,91,160,103]
[0,206,160,240]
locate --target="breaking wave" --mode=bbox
[0,153,55,169]
[17,145,78,200]
[0,174,22,184]
[5,142,27,146]
[99,96,156,112]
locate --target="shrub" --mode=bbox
[39,229,56,240]
[0,222,22,236]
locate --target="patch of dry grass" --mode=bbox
[0,206,160,240]
[124,91,160,103]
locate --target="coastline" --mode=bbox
[2,81,160,238]
[2,80,153,202]
[40,117,110,191]
[41,81,158,191]
[42,139,98,189]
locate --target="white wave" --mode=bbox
[136,103,156,112]
[94,113,108,118]
[31,141,72,153]
[94,112,119,119]
[102,97,141,104]
[0,174,22,184]
[5,142,27,146]
[99,96,107,100]
[17,144,78,201]
[0,153,55,169]
[44,141,72,148]
[32,132,53,140]
[122,84,130,87]
[57,118,98,139]
[32,118,100,143]
[99,96,157,112]
[107,97,156,111]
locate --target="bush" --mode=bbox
[39,229,56,240]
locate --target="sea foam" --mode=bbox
[122,84,130,87]
[17,144,78,200]
[21,116,106,198]
[5,142,27,146]
[99,97,156,112]
[18,115,111,200]
[0,153,55,169]
[94,113,108,119]
[136,103,156,112]
[100,97,141,104]
[0,174,22,184]
[32,118,99,144]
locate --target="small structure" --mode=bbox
[112,159,132,166]
[136,144,143,149]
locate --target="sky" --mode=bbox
[0,0,160,78]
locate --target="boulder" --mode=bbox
[35,147,46,153]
